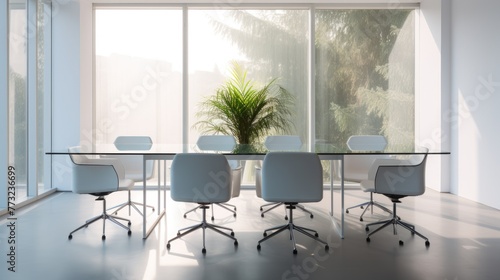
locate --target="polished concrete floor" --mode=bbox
[1,187,500,280]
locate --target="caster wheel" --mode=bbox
[310,214,314,219]
[233,213,237,218]
[152,208,155,212]
[425,240,430,247]
[68,234,73,240]
[114,212,118,215]
[360,206,364,209]
[315,233,319,237]
[102,235,106,241]
[261,213,264,218]
[260,207,263,211]
[325,245,329,250]
[411,232,415,236]
[166,243,171,249]
[128,221,132,226]
[257,244,261,250]
[366,237,371,242]
[177,232,181,236]
[365,227,369,232]
[285,216,288,220]
[183,214,187,218]
[231,231,235,236]
[234,241,238,246]
[399,240,404,246]
[293,249,298,255]
[234,207,237,211]
[202,248,206,254]
[211,217,215,221]
[360,217,364,222]
[128,230,132,236]
[263,232,267,237]
[346,209,349,214]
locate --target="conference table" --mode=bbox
[49,144,448,240]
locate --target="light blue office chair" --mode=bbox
[363,147,430,247]
[344,135,392,221]
[67,146,133,240]
[166,153,238,254]
[106,136,155,217]
[257,152,329,254]
[255,135,314,219]
[182,135,242,220]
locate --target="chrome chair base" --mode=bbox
[260,202,314,219]
[365,201,430,247]
[107,190,154,217]
[69,196,131,240]
[183,202,237,221]
[167,205,238,254]
[346,193,392,221]
[257,204,329,254]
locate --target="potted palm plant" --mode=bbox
[194,62,295,151]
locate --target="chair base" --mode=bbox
[346,192,392,221]
[183,202,237,221]
[107,190,155,217]
[260,202,314,220]
[68,196,131,240]
[257,204,329,254]
[365,201,430,247]
[167,205,238,254]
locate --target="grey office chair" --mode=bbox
[106,136,155,216]
[257,152,329,254]
[166,153,239,254]
[67,146,134,240]
[182,135,242,220]
[344,135,392,221]
[255,135,314,220]
[363,147,430,246]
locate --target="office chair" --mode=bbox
[106,136,155,216]
[363,147,430,246]
[166,153,239,254]
[182,135,242,220]
[67,146,133,240]
[255,135,314,220]
[256,152,329,254]
[344,135,393,221]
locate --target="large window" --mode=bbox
[315,9,416,150]
[94,9,183,147]
[1,0,52,211]
[93,5,417,184]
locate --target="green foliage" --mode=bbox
[194,62,294,144]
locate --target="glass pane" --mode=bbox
[188,9,309,183]
[94,9,183,147]
[37,0,51,193]
[315,10,416,151]
[9,1,27,201]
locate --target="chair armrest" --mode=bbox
[367,158,411,180]
[81,157,126,179]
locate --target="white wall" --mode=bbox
[450,0,500,209]
[51,0,81,191]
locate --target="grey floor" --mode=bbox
[1,187,500,280]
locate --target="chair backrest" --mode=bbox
[261,152,323,203]
[170,153,232,204]
[264,135,302,151]
[196,135,241,198]
[344,135,390,182]
[114,136,153,151]
[113,136,154,181]
[346,135,387,151]
[68,146,119,194]
[196,135,237,152]
[373,147,428,197]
